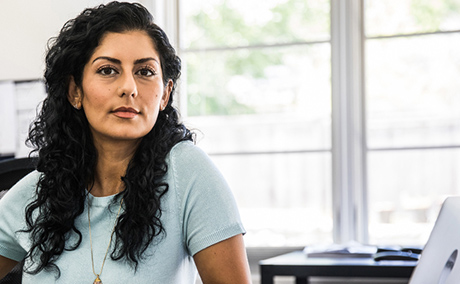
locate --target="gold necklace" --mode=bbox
[88,196,124,284]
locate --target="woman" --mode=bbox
[0,2,251,283]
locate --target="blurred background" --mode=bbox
[1,0,460,282]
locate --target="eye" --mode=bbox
[97,66,118,76]
[136,67,156,77]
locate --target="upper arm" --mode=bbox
[193,234,252,284]
[0,255,19,280]
[0,172,37,266]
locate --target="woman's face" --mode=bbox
[69,30,172,144]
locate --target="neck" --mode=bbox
[90,138,140,197]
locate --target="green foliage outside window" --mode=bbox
[184,0,329,116]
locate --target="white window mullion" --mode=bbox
[331,0,368,244]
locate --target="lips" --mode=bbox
[112,106,139,119]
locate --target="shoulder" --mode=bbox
[0,171,39,261]
[168,140,208,163]
[165,140,231,198]
[165,140,235,205]
[0,170,40,205]
[167,141,218,175]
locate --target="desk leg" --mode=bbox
[296,277,308,284]
[260,267,274,284]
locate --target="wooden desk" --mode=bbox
[259,251,417,284]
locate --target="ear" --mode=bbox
[68,76,82,110]
[160,80,173,111]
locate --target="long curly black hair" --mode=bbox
[23,1,193,276]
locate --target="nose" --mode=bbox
[119,72,138,98]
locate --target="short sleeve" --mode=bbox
[0,171,39,261]
[169,142,245,256]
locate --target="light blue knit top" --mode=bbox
[0,141,245,283]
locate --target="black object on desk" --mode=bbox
[259,251,417,284]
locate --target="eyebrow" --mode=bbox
[92,56,159,65]
[134,57,159,65]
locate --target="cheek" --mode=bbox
[140,87,164,108]
[144,100,162,125]
[141,111,159,135]
[83,86,110,108]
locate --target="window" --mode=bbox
[365,0,460,245]
[168,0,460,246]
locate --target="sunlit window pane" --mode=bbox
[366,33,460,148]
[209,152,332,247]
[183,0,330,49]
[365,0,460,37]
[367,148,460,245]
[184,44,331,117]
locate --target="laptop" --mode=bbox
[409,196,460,284]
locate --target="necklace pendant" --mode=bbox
[93,275,102,284]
